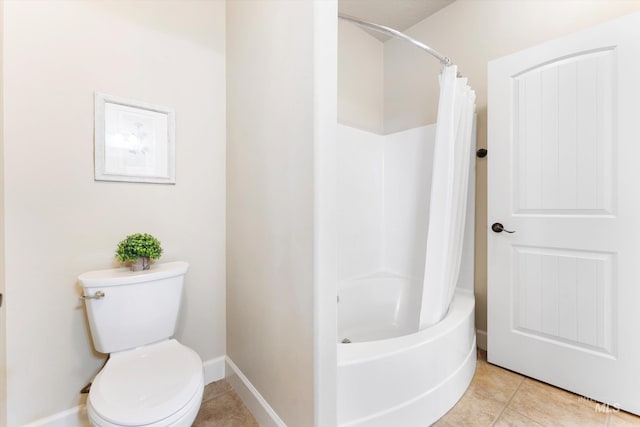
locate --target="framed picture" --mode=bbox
[94,93,175,184]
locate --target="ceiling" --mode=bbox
[338,0,455,41]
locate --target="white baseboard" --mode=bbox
[22,404,90,427]
[24,355,227,427]
[476,329,487,351]
[225,357,286,427]
[203,354,226,384]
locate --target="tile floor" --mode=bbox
[194,350,640,426]
[193,379,258,426]
[435,350,640,426]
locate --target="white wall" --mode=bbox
[2,1,226,425]
[383,0,640,338]
[338,21,384,134]
[226,1,319,425]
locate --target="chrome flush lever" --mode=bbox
[80,290,105,300]
[491,223,516,234]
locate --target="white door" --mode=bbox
[488,12,640,415]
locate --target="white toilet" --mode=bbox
[79,261,204,427]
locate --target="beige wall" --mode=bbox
[2,1,226,425]
[226,1,315,426]
[338,21,384,133]
[384,0,640,341]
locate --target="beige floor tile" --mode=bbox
[432,384,506,427]
[202,379,233,403]
[508,378,608,427]
[193,389,259,427]
[469,359,524,404]
[494,408,544,426]
[609,410,640,427]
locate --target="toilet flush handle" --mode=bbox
[80,290,105,300]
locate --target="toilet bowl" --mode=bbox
[88,340,204,427]
[79,262,204,427]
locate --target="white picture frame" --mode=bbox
[94,93,176,184]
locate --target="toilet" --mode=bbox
[79,261,204,427]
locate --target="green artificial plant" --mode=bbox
[115,233,163,270]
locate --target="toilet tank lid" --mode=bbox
[78,261,189,288]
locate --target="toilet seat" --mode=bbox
[88,339,204,426]
[88,386,203,427]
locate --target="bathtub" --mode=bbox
[337,276,476,426]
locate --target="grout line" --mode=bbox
[490,376,527,426]
[503,407,546,427]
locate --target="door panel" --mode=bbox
[488,12,640,415]
[513,49,615,215]
[512,246,615,355]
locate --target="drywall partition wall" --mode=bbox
[0,1,6,425]
[383,0,640,344]
[338,21,384,133]
[226,1,327,425]
[3,1,226,425]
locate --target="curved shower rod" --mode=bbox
[338,14,453,67]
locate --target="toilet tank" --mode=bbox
[79,261,189,354]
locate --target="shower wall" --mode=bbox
[336,125,384,279]
[383,126,436,279]
[337,124,436,282]
[337,122,476,294]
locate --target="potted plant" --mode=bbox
[115,233,163,271]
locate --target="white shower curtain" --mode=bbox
[419,65,476,330]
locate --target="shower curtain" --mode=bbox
[419,65,476,330]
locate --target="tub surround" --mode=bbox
[338,289,476,426]
[336,123,475,293]
[336,121,477,425]
[197,361,640,426]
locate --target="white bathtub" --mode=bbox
[337,277,476,426]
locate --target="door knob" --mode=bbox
[492,223,515,233]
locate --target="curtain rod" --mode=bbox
[338,14,453,67]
